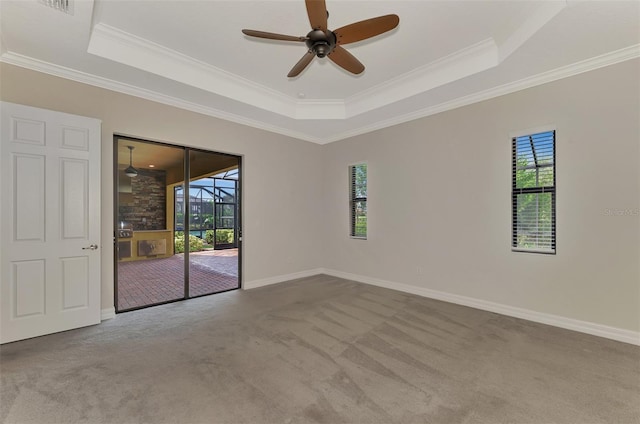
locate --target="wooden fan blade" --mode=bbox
[305,0,327,31]
[327,45,364,75]
[242,29,307,42]
[288,51,315,77]
[334,14,399,45]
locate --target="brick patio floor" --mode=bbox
[117,249,239,311]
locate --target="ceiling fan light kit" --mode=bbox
[242,0,399,78]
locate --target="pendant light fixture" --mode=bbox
[124,146,138,177]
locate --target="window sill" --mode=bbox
[350,236,367,240]
[512,248,555,255]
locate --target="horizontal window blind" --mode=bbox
[512,131,556,253]
[350,164,367,238]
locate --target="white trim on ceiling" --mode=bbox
[1,44,638,144]
[322,44,640,144]
[85,2,566,121]
[342,1,568,119]
[87,23,298,117]
[0,51,322,143]
[345,38,498,118]
[88,23,504,120]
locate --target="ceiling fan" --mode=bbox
[242,0,399,77]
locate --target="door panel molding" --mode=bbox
[1,102,101,344]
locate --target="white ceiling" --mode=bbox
[1,1,639,143]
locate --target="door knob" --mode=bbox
[82,244,99,250]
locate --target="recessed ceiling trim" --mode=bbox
[321,44,640,144]
[2,45,637,145]
[345,38,499,118]
[0,51,322,143]
[88,23,298,117]
[87,22,561,121]
[343,2,567,120]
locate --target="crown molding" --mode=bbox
[344,1,566,119]
[346,38,499,118]
[319,44,640,144]
[88,23,299,117]
[3,44,637,145]
[85,11,572,122]
[0,51,321,143]
[86,23,533,121]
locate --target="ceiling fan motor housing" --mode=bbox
[242,2,400,77]
[305,29,336,57]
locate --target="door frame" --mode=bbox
[113,135,242,313]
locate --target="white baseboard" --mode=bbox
[320,268,640,346]
[101,307,116,321]
[243,268,324,290]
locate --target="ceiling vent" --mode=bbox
[40,0,73,15]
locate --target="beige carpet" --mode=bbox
[1,275,639,423]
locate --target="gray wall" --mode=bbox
[321,59,640,332]
[2,58,638,334]
[0,63,325,310]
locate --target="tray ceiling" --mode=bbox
[1,0,639,143]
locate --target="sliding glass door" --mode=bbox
[186,149,240,298]
[115,140,185,310]
[114,137,241,312]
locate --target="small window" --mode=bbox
[350,163,367,239]
[512,130,556,253]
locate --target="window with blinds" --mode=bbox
[512,130,556,253]
[350,163,367,239]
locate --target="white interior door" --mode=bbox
[0,102,101,344]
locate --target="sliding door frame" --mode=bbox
[113,135,242,312]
